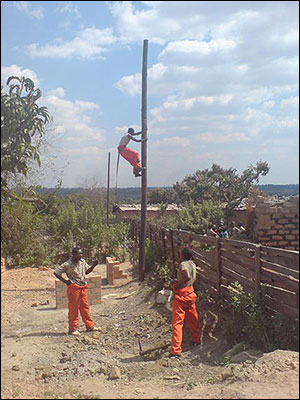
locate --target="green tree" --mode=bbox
[1,76,51,198]
[176,200,224,234]
[173,162,269,217]
[148,187,175,204]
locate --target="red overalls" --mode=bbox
[171,285,201,356]
[118,145,141,173]
[67,283,95,332]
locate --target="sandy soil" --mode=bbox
[1,262,299,399]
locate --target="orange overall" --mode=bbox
[67,283,95,332]
[118,145,141,173]
[171,285,201,356]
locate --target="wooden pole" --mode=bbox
[106,152,111,225]
[215,237,222,297]
[255,244,261,299]
[138,39,148,281]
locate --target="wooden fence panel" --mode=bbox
[261,260,299,280]
[191,247,215,266]
[222,266,254,291]
[127,219,299,320]
[221,248,256,270]
[193,252,215,271]
[264,296,299,319]
[195,264,218,284]
[263,286,299,308]
[261,268,299,293]
[260,246,299,271]
[221,256,255,280]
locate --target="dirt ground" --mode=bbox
[1,262,299,399]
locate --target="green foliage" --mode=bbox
[1,192,129,268]
[1,76,51,198]
[223,282,299,351]
[148,187,176,204]
[173,162,269,216]
[176,199,224,234]
[1,199,53,267]
[145,238,162,272]
[154,263,173,290]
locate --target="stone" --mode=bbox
[230,350,264,364]
[156,289,172,304]
[222,342,245,360]
[220,367,234,381]
[109,365,121,380]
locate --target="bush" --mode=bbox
[223,281,299,351]
[1,192,130,268]
[1,199,52,267]
[145,238,162,272]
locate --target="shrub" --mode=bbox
[223,281,299,351]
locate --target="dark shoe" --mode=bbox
[134,173,142,177]
[168,354,181,359]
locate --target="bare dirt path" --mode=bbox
[1,263,299,399]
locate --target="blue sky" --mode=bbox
[1,1,299,188]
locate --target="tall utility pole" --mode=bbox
[138,39,148,281]
[106,152,111,225]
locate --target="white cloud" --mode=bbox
[152,136,191,148]
[13,1,43,19]
[1,65,40,87]
[56,2,80,16]
[195,132,250,144]
[278,96,299,115]
[44,90,104,144]
[26,27,117,60]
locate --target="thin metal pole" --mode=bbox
[138,39,148,281]
[106,152,111,225]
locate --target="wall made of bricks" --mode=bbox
[106,257,127,285]
[55,275,101,309]
[254,196,299,251]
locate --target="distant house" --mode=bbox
[112,204,180,221]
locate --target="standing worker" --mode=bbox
[170,247,201,359]
[117,127,147,177]
[54,247,101,336]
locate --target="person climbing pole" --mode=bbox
[117,128,147,177]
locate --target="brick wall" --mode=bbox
[55,275,102,309]
[254,195,299,250]
[106,257,127,285]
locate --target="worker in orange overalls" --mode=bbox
[117,128,147,177]
[169,247,201,359]
[54,247,101,336]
